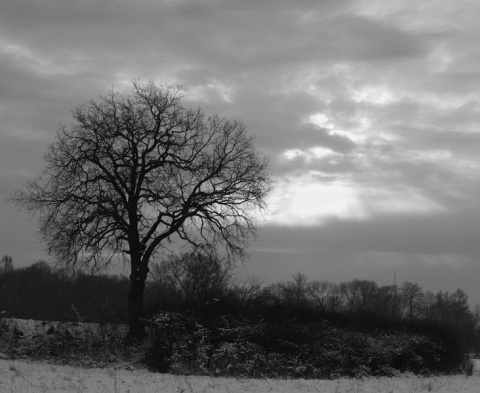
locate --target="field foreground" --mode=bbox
[1,360,480,393]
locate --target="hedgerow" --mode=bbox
[145,310,447,378]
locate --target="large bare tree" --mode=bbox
[11,81,273,336]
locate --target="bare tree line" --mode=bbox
[258,273,474,327]
[1,255,476,328]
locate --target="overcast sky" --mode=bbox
[2,0,480,303]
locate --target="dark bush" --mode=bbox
[145,310,448,378]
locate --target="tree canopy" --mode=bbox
[11,80,273,335]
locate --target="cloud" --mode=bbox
[2,0,480,303]
[268,174,367,226]
[262,204,480,259]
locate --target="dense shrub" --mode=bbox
[145,310,447,378]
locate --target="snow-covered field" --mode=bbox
[1,359,480,393]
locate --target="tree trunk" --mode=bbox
[127,249,150,338]
[128,276,147,338]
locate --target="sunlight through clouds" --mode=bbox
[269,174,366,226]
[283,146,338,162]
[308,113,334,129]
[268,173,445,227]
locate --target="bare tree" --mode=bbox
[376,285,401,321]
[286,272,309,308]
[0,255,13,277]
[420,290,438,322]
[307,279,331,311]
[151,251,233,304]
[10,80,273,336]
[342,280,378,315]
[400,281,424,322]
[325,283,345,312]
[231,274,264,308]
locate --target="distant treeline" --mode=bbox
[1,254,479,376]
[0,258,129,323]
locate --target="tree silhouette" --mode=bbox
[11,80,272,336]
[151,251,233,305]
[0,255,13,276]
[400,281,424,322]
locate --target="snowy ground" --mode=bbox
[1,359,480,393]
